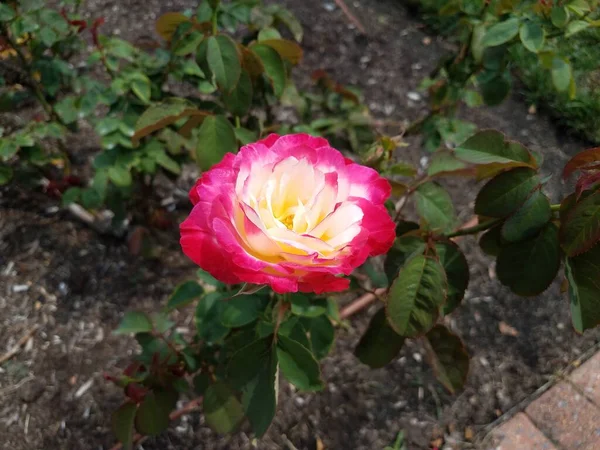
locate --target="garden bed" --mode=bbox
[1,1,599,449]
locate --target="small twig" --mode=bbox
[333,0,367,35]
[340,288,386,320]
[0,325,39,365]
[109,397,203,450]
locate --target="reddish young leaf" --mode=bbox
[563,147,600,179]
[560,191,600,257]
[575,171,600,199]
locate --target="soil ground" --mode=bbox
[1,1,599,449]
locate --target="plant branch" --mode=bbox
[109,397,203,450]
[1,29,66,126]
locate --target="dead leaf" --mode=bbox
[430,438,443,448]
[464,426,474,441]
[499,321,519,337]
[316,437,325,450]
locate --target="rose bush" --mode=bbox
[180,133,396,293]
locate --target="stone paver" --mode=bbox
[571,351,600,406]
[489,413,556,450]
[525,381,600,449]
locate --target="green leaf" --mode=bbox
[111,402,137,450]
[251,44,286,97]
[435,242,469,315]
[551,56,572,93]
[135,390,177,436]
[227,337,278,436]
[108,166,132,187]
[130,73,152,104]
[195,292,230,343]
[206,35,241,92]
[425,325,469,394]
[277,334,323,391]
[414,182,456,232]
[271,5,303,42]
[482,18,520,47]
[386,255,447,337]
[203,383,244,434]
[0,165,13,185]
[479,225,503,257]
[565,244,600,333]
[80,187,103,209]
[290,294,328,318]
[307,315,335,360]
[114,311,153,334]
[551,6,569,28]
[154,150,181,175]
[220,296,268,327]
[455,130,532,166]
[519,21,544,53]
[0,139,19,160]
[384,236,426,282]
[560,191,600,257]
[362,258,388,288]
[427,150,469,177]
[193,373,211,396]
[386,162,418,177]
[0,4,16,21]
[197,268,224,288]
[475,168,539,218]
[501,189,552,243]
[223,70,253,117]
[479,70,511,107]
[61,187,81,206]
[234,127,258,145]
[496,223,561,296]
[173,30,204,56]
[196,115,237,171]
[354,308,405,369]
[39,27,59,47]
[566,20,589,37]
[258,27,282,41]
[167,281,204,311]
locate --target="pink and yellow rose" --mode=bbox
[180,133,395,293]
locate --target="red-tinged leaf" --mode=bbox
[156,12,191,41]
[258,39,303,65]
[424,325,469,394]
[560,191,600,257]
[133,100,209,146]
[576,172,600,199]
[563,147,600,179]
